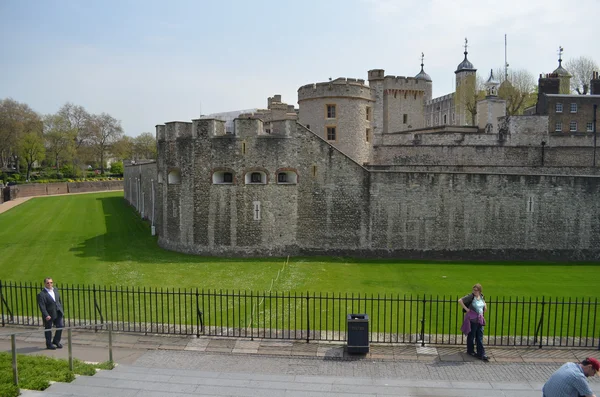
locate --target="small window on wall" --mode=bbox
[403,114,408,124]
[443,114,447,124]
[168,169,181,184]
[277,171,298,184]
[212,171,234,184]
[570,103,577,113]
[366,128,370,142]
[326,104,336,119]
[326,126,336,141]
[245,171,267,185]
[556,103,563,113]
[587,122,594,132]
[555,122,562,132]
[570,121,577,132]
[366,107,371,121]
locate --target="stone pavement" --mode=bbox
[2,326,599,396]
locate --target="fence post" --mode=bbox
[420,296,426,347]
[11,334,18,386]
[68,328,73,371]
[306,294,310,343]
[108,323,113,362]
[1,280,4,327]
[195,289,203,337]
[534,297,545,349]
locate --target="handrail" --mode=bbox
[0,322,108,337]
[7,322,114,390]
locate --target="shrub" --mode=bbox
[110,161,124,175]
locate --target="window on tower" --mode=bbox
[326,104,336,119]
[326,126,336,141]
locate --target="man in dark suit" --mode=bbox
[37,277,64,350]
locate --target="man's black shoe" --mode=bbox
[47,344,56,350]
[52,342,63,349]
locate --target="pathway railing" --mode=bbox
[1,280,598,348]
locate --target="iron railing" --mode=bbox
[1,280,598,348]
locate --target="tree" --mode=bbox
[0,98,42,171]
[133,132,157,160]
[87,113,124,174]
[564,56,599,95]
[495,68,537,116]
[111,135,133,160]
[20,132,45,181]
[57,103,91,171]
[44,114,76,171]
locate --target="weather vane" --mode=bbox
[558,46,564,63]
[464,38,468,53]
[420,52,425,67]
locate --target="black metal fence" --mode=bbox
[1,280,598,348]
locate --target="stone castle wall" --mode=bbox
[125,118,600,260]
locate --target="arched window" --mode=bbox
[244,171,267,185]
[276,170,298,185]
[168,169,181,184]
[212,170,234,184]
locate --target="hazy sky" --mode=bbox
[1,0,598,136]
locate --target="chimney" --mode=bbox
[591,71,600,95]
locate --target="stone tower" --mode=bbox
[454,38,477,126]
[477,69,506,134]
[553,46,571,95]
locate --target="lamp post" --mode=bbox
[541,141,546,167]
[594,104,598,167]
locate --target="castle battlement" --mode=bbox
[426,93,454,105]
[298,78,372,102]
[156,121,193,142]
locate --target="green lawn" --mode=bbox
[0,191,599,299]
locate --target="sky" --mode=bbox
[1,0,598,137]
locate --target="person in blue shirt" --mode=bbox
[543,357,598,397]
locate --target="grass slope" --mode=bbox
[0,191,598,298]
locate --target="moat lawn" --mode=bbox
[0,191,598,299]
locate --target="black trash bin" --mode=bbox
[347,314,369,353]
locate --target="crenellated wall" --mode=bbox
[126,117,600,260]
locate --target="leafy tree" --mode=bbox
[133,132,157,160]
[20,132,45,181]
[495,68,537,115]
[57,103,91,171]
[87,113,124,174]
[111,135,133,160]
[0,98,42,172]
[564,56,599,95]
[44,114,76,171]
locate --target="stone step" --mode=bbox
[39,364,541,397]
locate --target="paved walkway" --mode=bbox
[0,196,32,214]
[2,326,599,396]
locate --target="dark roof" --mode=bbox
[455,51,476,73]
[415,65,432,82]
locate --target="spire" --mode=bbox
[552,45,570,76]
[455,37,476,73]
[415,52,432,81]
